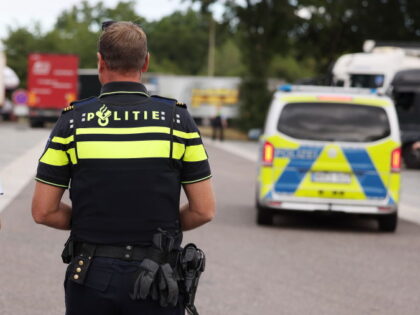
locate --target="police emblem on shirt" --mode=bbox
[96,105,112,126]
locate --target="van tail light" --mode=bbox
[391,147,401,172]
[262,141,275,166]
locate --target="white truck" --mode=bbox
[0,51,5,110]
[0,50,20,120]
[332,41,420,168]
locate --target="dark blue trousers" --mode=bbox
[65,257,184,315]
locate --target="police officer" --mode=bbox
[32,21,215,315]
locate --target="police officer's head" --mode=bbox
[97,21,149,84]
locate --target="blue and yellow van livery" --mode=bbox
[256,86,401,231]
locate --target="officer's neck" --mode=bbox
[100,70,143,85]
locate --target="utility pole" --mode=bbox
[207,14,216,77]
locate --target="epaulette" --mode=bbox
[176,101,187,108]
[63,96,98,114]
[151,95,187,108]
[62,105,74,113]
[70,96,98,107]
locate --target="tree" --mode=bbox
[3,26,40,87]
[191,0,300,130]
[296,0,420,73]
[147,10,210,75]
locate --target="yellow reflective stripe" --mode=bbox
[173,130,200,139]
[172,142,185,159]
[76,127,200,139]
[183,145,207,162]
[40,148,69,166]
[51,135,74,144]
[35,177,68,188]
[181,175,212,184]
[77,140,185,159]
[67,148,78,164]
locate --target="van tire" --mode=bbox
[256,205,273,226]
[377,213,397,232]
[30,119,45,128]
[402,146,420,169]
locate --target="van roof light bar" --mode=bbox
[277,85,379,95]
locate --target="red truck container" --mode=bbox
[27,53,79,127]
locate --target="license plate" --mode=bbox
[311,172,351,184]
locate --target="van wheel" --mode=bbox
[30,119,44,128]
[256,205,273,226]
[402,146,420,169]
[377,213,397,232]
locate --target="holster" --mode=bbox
[61,238,74,264]
[62,238,96,285]
[178,243,206,315]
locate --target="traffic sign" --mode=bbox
[12,89,28,105]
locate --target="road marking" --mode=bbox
[399,203,420,225]
[205,138,420,226]
[0,139,46,213]
[205,139,258,162]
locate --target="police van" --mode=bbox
[256,85,401,232]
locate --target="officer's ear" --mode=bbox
[97,52,108,72]
[141,53,150,73]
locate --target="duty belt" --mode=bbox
[61,231,205,314]
[64,241,179,285]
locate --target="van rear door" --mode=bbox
[275,102,393,201]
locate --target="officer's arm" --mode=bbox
[32,178,72,230]
[180,178,215,231]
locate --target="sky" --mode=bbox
[0,0,222,40]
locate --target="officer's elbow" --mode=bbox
[205,204,216,222]
[32,205,47,224]
[199,200,216,224]
[31,198,50,225]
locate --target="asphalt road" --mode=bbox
[1,123,420,315]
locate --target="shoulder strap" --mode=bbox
[70,96,98,107]
[150,95,178,168]
[63,96,99,114]
[150,95,177,104]
[169,100,177,164]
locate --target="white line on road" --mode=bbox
[206,138,420,226]
[0,139,45,213]
[399,203,420,225]
[205,138,258,162]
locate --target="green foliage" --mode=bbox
[214,39,244,77]
[147,10,209,75]
[269,55,316,83]
[238,77,273,131]
[233,0,300,129]
[3,0,145,87]
[3,27,39,87]
[296,0,420,72]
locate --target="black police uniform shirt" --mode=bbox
[35,82,211,245]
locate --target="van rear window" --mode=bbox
[277,102,391,142]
